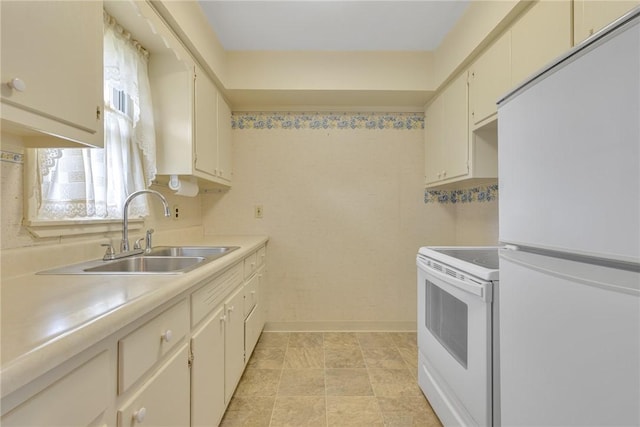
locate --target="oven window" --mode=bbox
[425,279,468,368]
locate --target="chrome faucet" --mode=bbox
[121,190,170,253]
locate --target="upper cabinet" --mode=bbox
[152,59,232,188]
[425,72,468,186]
[0,1,104,148]
[468,0,572,129]
[194,68,233,185]
[426,0,573,188]
[425,71,498,188]
[511,0,572,87]
[217,95,233,184]
[139,1,232,189]
[574,0,640,44]
[468,32,511,129]
[194,68,220,180]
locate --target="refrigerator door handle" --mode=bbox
[500,250,640,296]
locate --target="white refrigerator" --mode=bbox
[497,7,640,427]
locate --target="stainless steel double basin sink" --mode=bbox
[39,246,240,275]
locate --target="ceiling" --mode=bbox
[198,1,470,52]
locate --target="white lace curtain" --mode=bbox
[36,11,156,220]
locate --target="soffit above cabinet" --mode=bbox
[226,89,435,112]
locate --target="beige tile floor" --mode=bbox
[220,332,443,427]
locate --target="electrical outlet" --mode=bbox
[254,205,263,219]
[173,204,180,220]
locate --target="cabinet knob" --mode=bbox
[7,77,26,92]
[133,407,147,423]
[161,329,173,343]
[228,306,234,313]
[220,314,226,323]
[442,170,447,177]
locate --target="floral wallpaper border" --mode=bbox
[425,184,499,204]
[232,112,424,130]
[1,150,23,164]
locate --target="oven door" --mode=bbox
[417,255,493,427]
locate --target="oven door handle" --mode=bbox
[417,257,490,301]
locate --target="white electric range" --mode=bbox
[416,246,500,427]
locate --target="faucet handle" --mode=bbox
[133,238,144,250]
[145,228,155,252]
[101,243,116,260]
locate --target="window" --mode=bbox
[30,11,156,221]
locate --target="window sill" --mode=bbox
[24,218,144,238]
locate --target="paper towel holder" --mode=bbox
[168,175,199,196]
[168,175,181,191]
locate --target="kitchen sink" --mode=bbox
[38,246,240,275]
[146,246,239,258]
[83,256,205,273]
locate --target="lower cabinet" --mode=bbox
[190,305,226,427]
[1,243,268,427]
[224,286,246,403]
[117,345,190,427]
[245,265,266,362]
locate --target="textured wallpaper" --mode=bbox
[232,112,424,130]
[424,184,499,204]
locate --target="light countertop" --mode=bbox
[0,235,268,398]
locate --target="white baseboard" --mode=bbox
[263,320,416,332]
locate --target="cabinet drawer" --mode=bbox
[117,345,190,427]
[243,273,259,318]
[2,351,109,427]
[118,299,188,394]
[243,251,258,279]
[192,262,243,327]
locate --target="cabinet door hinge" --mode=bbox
[188,348,194,368]
[96,106,101,121]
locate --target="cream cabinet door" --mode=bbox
[0,1,103,147]
[224,286,246,403]
[574,0,640,44]
[511,0,572,86]
[118,346,190,427]
[441,72,469,181]
[1,351,110,427]
[469,31,511,128]
[245,265,267,362]
[424,93,445,185]
[217,94,233,184]
[424,72,468,186]
[191,306,226,427]
[194,66,219,180]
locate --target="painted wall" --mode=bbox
[201,112,497,331]
[2,115,498,327]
